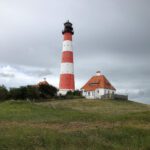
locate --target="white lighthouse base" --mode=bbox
[57,89,68,96]
[57,89,74,96]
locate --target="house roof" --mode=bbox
[38,81,49,86]
[81,74,116,91]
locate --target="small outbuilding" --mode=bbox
[81,71,116,99]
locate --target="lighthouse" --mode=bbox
[58,21,75,95]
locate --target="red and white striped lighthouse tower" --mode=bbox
[58,21,75,95]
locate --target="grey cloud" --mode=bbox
[0,72,15,78]
[23,68,52,77]
[13,65,53,77]
[127,89,150,104]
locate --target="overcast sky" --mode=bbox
[0,0,150,104]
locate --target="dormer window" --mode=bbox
[89,82,99,86]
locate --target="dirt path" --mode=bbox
[0,121,149,132]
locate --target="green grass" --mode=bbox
[0,99,150,150]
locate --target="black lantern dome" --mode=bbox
[62,20,74,35]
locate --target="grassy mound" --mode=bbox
[0,99,150,150]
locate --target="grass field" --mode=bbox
[0,99,150,150]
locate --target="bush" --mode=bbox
[26,86,40,100]
[8,84,58,101]
[0,84,82,101]
[65,90,83,99]
[38,84,58,99]
[0,85,9,101]
[9,87,25,100]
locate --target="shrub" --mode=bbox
[9,87,24,100]
[0,85,9,101]
[65,90,83,99]
[38,84,58,99]
[26,86,40,100]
